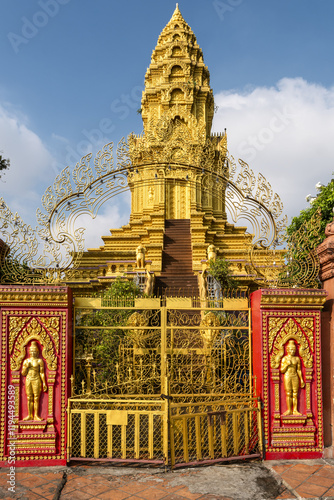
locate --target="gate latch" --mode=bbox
[161,394,173,401]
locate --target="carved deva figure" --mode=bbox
[21,341,47,421]
[144,269,155,296]
[280,339,305,416]
[136,244,146,269]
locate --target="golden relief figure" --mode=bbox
[21,341,47,421]
[280,340,305,416]
[207,244,217,262]
[136,244,146,269]
[143,270,155,296]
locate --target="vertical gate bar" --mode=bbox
[66,402,71,462]
[148,413,154,459]
[220,417,227,458]
[183,417,189,462]
[94,412,99,459]
[244,410,249,454]
[135,413,140,459]
[195,415,202,460]
[208,415,214,459]
[161,306,169,464]
[161,306,167,396]
[163,399,169,464]
[233,412,239,456]
[73,306,76,386]
[81,412,86,458]
[170,417,176,468]
[107,424,112,458]
[121,424,127,459]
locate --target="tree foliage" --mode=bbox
[208,257,239,289]
[287,180,334,250]
[75,277,142,390]
[0,153,10,176]
[100,276,141,305]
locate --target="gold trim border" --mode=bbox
[262,308,323,454]
[0,309,68,461]
[260,289,327,309]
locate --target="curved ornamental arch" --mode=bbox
[0,137,288,286]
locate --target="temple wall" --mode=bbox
[317,225,334,456]
[251,288,327,459]
[0,286,72,467]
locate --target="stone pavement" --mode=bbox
[1,459,334,500]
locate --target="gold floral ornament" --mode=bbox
[126,312,149,348]
[9,317,29,353]
[277,208,322,288]
[270,318,313,370]
[10,317,58,371]
[0,141,126,284]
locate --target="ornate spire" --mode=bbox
[169,3,186,24]
[141,6,214,138]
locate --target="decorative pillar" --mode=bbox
[317,218,334,455]
[0,285,72,467]
[251,288,327,459]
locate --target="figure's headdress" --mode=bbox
[29,341,39,352]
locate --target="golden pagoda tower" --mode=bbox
[70,5,253,295]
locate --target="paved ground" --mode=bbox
[1,459,334,500]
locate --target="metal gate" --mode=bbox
[67,296,263,466]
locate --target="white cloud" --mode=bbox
[77,194,131,250]
[213,78,334,223]
[0,103,55,222]
[0,103,131,251]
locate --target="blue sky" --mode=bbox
[1,0,334,247]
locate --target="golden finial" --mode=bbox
[172,3,183,20]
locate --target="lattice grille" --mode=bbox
[69,401,166,461]
[73,305,251,399]
[170,400,260,465]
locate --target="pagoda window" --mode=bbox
[171,65,183,75]
[170,88,184,102]
[170,65,184,82]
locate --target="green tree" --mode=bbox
[287,180,334,250]
[75,277,142,392]
[100,276,141,306]
[208,257,239,290]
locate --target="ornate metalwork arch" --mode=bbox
[0,135,288,284]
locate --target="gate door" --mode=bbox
[68,398,168,464]
[170,398,262,467]
[68,296,262,466]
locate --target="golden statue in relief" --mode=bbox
[136,244,146,269]
[21,341,47,421]
[207,244,217,262]
[280,339,305,416]
[143,270,155,296]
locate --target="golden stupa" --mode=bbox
[70,5,255,295]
